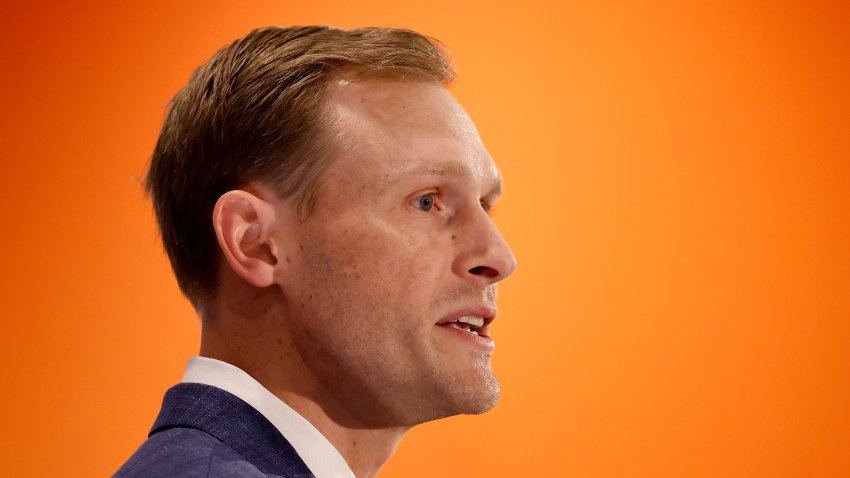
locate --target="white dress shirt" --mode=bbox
[181,356,356,478]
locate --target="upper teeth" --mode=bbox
[456,315,484,328]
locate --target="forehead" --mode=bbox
[320,77,499,187]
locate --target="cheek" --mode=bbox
[286,218,458,389]
[318,218,441,279]
[294,218,447,324]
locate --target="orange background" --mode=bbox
[2,1,849,476]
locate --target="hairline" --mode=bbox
[259,73,453,221]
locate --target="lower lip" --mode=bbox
[435,324,495,351]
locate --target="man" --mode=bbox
[116,25,515,478]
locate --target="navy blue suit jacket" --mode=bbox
[114,383,315,477]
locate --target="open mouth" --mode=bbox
[436,310,496,351]
[435,307,496,343]
[440,315,487,337]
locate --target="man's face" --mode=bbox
[274,78,515,427]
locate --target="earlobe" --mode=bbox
[212,190,280,288]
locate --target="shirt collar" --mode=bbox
[181,356,356,478]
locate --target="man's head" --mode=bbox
[147,26,455,309]
[147,26,516,428]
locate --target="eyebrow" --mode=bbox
[421,162,503,197]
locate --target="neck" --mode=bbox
[275,389,408,478]
[200,289,408,478]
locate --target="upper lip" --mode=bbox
[436,306,497,336]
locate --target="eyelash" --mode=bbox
[480,200,494,214]
[410,191,496,215]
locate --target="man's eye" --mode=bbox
[412,194,438,212]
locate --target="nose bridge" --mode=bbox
[454,207,517,282]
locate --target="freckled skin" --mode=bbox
[270,78,516,428]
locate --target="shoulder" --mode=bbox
[113,427,266,478]
[115,382,314,478]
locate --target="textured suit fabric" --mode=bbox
[114,383,316,478]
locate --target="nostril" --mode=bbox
[469,266,498,278]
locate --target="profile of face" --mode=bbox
[272,78,516,428]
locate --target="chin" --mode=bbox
[441,374,501,418]
[464,378,501,415]
[452,359,501,411]
[401,377,500,426]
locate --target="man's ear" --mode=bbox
[212,190,280,288]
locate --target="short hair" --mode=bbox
[146,26,455,309]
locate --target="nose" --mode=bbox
[452,210,517,283]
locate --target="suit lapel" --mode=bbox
[150,383,315,477]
